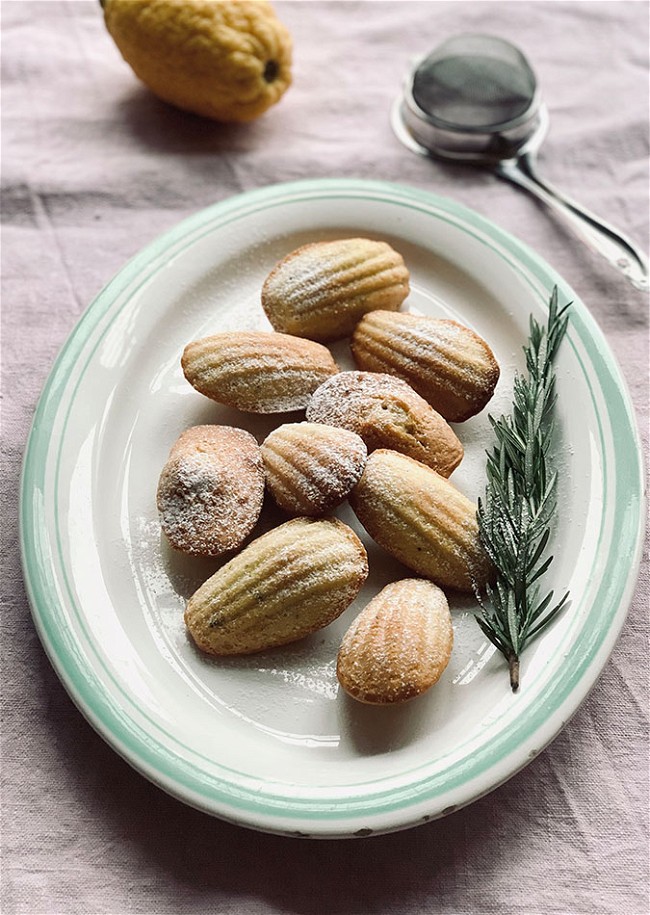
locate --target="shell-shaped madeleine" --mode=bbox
[157,425,264,556]
[181,331,338,413]
[185,517,368,655]
[350,449,492,592]
[261,238,410,342]
[305,371,463,477]
[337,579,453,704]
[351,311,500,422]
[261,422,367,516]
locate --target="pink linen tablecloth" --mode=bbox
[1,2,648,913]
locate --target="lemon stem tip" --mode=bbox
[263,60,279,83]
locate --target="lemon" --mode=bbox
[103,0,292,122]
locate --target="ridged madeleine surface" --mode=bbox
[305,371,462,477]
[182,331,338,413]
[261,422,367,516]
[350,449,492,592]
[337,579,453,704]
[351,311,500,422]
[261,238,410,342]
[185,517,368,655]
[157,425,264,556]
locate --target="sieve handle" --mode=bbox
[495,153,649,292]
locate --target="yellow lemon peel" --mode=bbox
[104,0,292,122]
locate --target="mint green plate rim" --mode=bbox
[19,178,645,837]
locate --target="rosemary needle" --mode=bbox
[476,286,571,691]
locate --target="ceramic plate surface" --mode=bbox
[20,179,644,838]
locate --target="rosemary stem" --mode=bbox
[508,653,520,692]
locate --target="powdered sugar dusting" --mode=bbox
[158,426,264,556]
[306,371,415,430]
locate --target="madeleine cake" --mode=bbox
[185,517,368,655]
[261,237,410,342]
[350,449,492,592]
[351,310,499,422]
[261,422,367,515]
[337,578,454,704]
[305,371,463,477]
[157,425,264,556]
[182,330,338,413]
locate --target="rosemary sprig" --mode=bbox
[476,286,571,692]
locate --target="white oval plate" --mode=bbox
[20,179,644,838]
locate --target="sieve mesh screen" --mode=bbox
[413,54,536,129]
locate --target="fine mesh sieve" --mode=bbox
[391,34,648,291]
[411,34,537,132]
